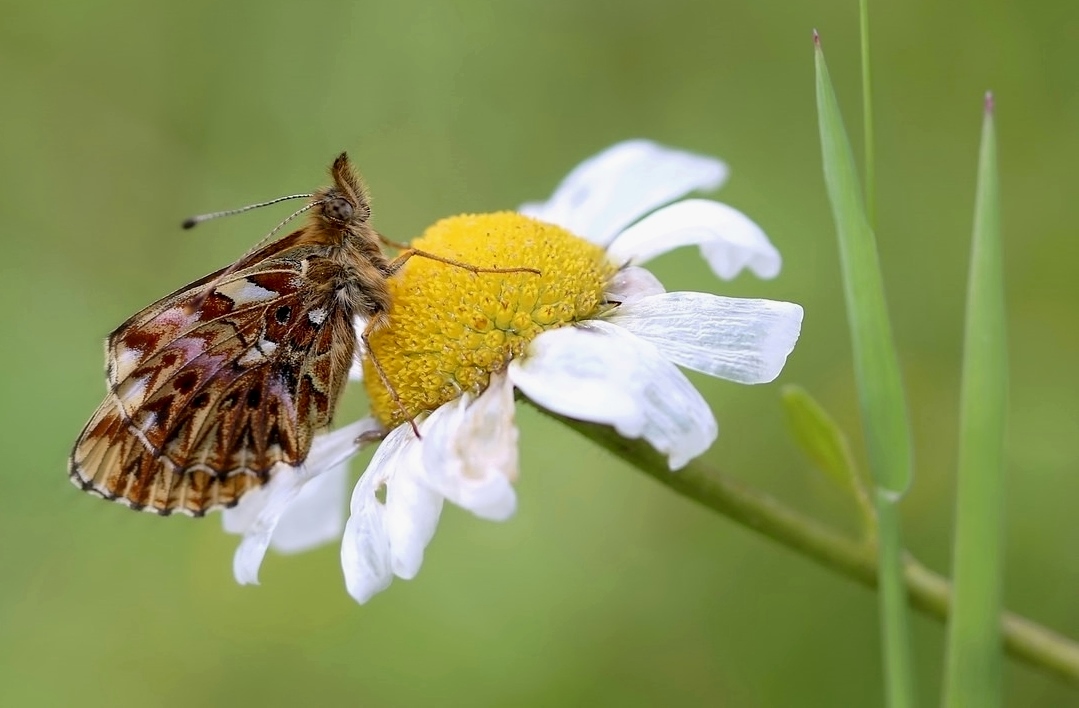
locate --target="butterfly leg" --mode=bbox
[380,238,540,276]
[360,317,421,438]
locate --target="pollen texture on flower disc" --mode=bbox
[364,212,615,427]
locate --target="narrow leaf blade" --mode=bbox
[814,36,913,497]
[943,93,1007,708]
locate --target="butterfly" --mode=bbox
[69,153,535,517]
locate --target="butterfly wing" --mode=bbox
[70,234,358,516]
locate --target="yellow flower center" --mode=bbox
[363,211,616,428]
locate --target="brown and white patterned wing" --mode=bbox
[69,244,356,516]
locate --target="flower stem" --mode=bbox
[544,411,1079,687]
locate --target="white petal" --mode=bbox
[508,321,716,469]
[230,468,306,585]
[348,357,364,382]
[607,292,804,384]
[340,425,410,603]
[605,265,667,304]
[267,462,348,554]
[349,315,369,381]
[420,372,519,521]
[606,199,782,280]
[222,485,268,537]
[222,417,379,537]
[229,418,376,585]
[383,432,443,579]
[519,140,728,247]
[341,423,443,603]
[224,463,348,554]
[340,499,392,603]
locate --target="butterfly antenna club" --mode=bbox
[181,194,315,229]
[185,200,326,315]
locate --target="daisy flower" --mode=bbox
[224,139,804,603]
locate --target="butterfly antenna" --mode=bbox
[181,194,315,229]
[184,200,326,315]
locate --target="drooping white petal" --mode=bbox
[420,372,519,521]
[606,199,782,280]
[223,418,378,540]
[508,321,716,470]
[341,422,443,603]
[340,424,411,603]
[382,432,443,580]
[266,462,348,554]
[231,418,376,585]
[607,292,804,384]
[340,498,392,603]
[231,469,307,585]
[605,265,667,304]
[224,462,349,555]
[519,140,728,248]
[222,485,267,537]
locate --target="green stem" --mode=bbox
[545,412,1079,687]
[877,495,917,705]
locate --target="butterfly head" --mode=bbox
[321,195,357,223]
[317,152,371,227]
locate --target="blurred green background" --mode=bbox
[2,0,1077,705]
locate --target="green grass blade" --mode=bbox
[943,93,1007,708]
[813,34,913,498]
[814,31,917,707]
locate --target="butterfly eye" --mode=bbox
[325,196,355,222]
